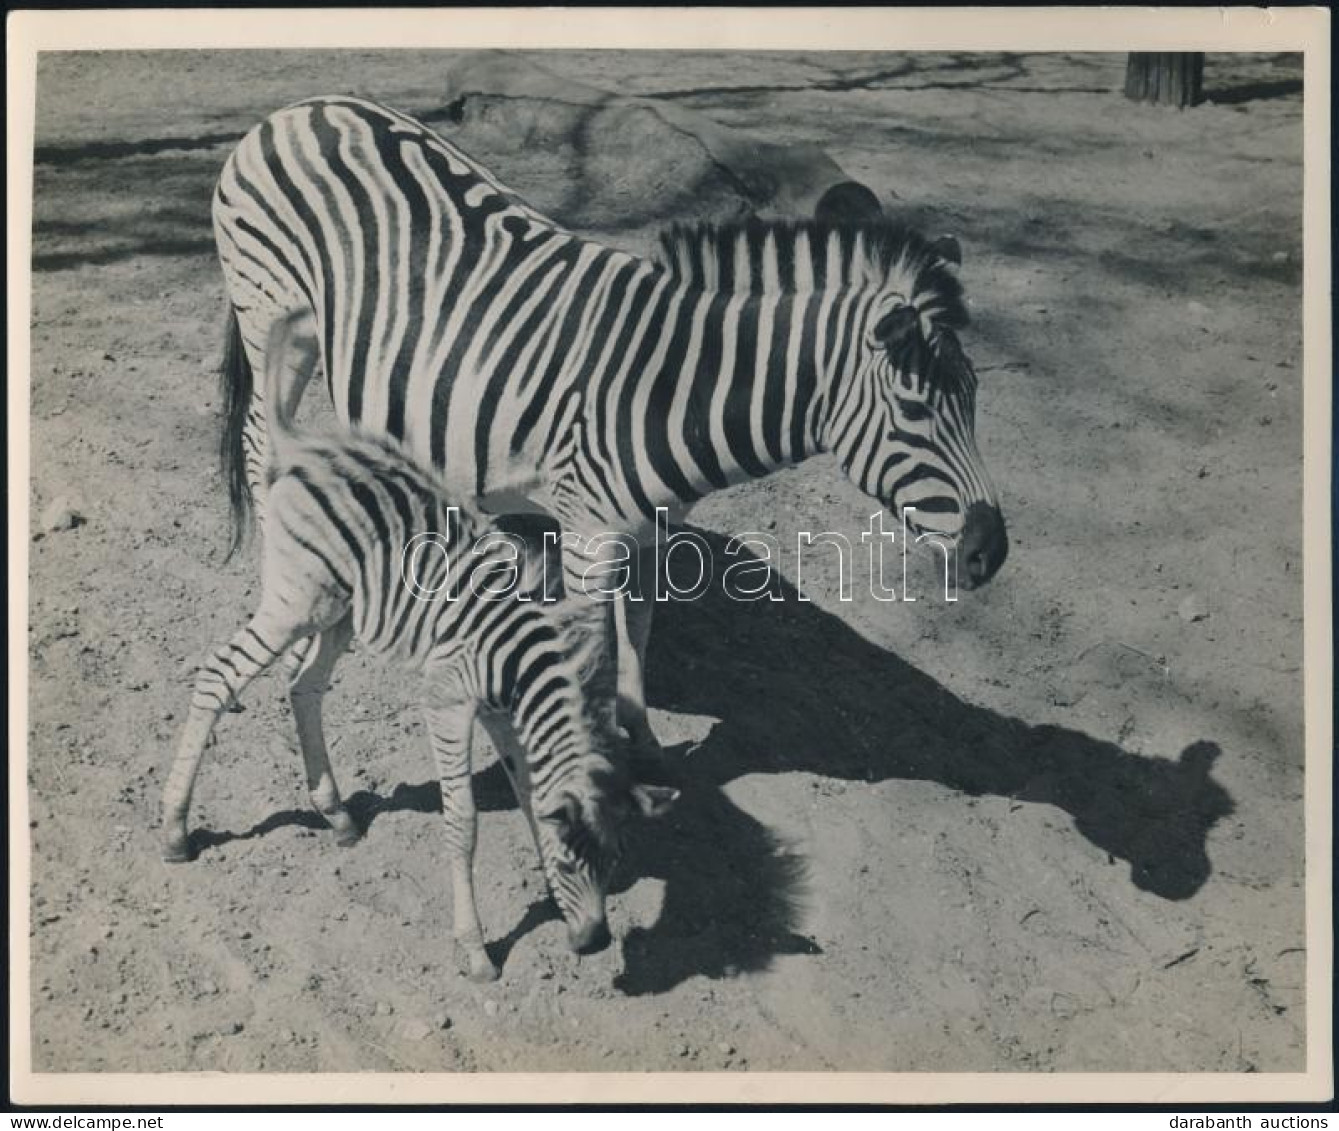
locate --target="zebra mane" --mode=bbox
[654,219,969,328]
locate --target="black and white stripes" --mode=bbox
[211,94,1008,754]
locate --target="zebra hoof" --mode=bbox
[332,824,363,849]
[317,805,362,847]
[456,941,500,983]
[467,958,501,984]
[162,836,194,864]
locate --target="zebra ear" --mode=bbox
[630,783,679,819]
[873,303,921,350]
[930,233,962,267]
[814,180,884,225]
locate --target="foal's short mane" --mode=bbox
[655,219,969,329]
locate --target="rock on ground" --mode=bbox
[440,50,854,228]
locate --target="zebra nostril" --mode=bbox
[569,919,611,955]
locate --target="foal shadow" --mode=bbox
[614,740,821,996]
[183,808,333,858]
[180,785,425,860]
[184,760,519,859]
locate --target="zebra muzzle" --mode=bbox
[568,916,612,955]
[959,502,1009,589]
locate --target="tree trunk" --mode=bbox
[1124,53,1205,108]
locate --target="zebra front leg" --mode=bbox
[477,712,543,858]
[423,701,499,983]
[556,533,622,736]
[615,544,663,765]
[288,615,360,848]
[161,616,309,862]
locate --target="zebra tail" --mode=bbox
[219,307,253,562]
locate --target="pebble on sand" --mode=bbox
[38,497,86,537]
[400,1018,434,1042]
[1178,594,1209,623]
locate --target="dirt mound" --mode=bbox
[440,50,855,228]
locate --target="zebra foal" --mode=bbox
[162,311,677,981]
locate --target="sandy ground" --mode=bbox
[25,51,1307,1075]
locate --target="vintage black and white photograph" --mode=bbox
[10,7,1330,1106]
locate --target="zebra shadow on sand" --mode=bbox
[606,525,1234,995]
[181,524,1234,996]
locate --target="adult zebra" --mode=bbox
[212,95,1008,755]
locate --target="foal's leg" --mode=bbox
[478,713,542,858]
[423,701,498,983]
[288,614,360,847]
[161,608,317,862]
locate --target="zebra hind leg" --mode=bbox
[161,607,316,863]
[287,615,361,848]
